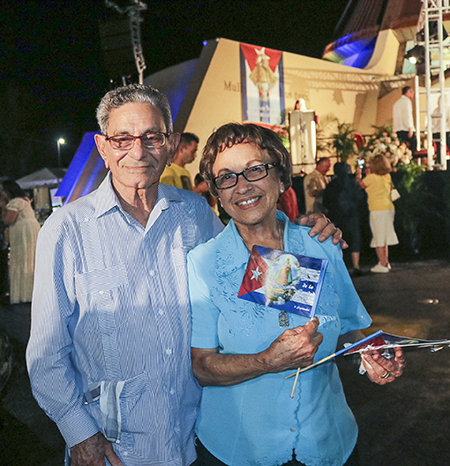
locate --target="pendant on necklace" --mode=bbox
[279,310,289,327]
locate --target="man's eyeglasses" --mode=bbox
[104,132,171,150]
[213,163,277,190]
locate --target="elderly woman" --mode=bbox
[356,154,399,273]
[188,124,404,466]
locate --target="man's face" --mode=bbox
[317,158,331,174]
[95,102,179,197]
[405,88,414,100]
[181,141,198,165]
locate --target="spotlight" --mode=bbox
[405,45,425,64]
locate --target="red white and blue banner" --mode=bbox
[238,245,328,317]
[240,43,285,126]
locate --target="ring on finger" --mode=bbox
[379,371,390,379]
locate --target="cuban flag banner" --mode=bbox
[238,245,328,318]
[240,43,285,125]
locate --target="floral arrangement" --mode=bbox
[359,126,412,166]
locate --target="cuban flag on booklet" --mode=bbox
[238,246,328,318]
[240,43,286,126]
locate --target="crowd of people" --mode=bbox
[23,84,407,466]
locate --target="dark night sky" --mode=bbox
[0,0,349,176]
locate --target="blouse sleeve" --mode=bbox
[187,247,221,349]
[324,239,372,334]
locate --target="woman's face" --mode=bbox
[213,142,282,229]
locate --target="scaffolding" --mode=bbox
[417,0,450,169]
[105,0,147,84]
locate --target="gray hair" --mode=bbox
[96,84,173,135]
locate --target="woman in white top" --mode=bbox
[1,180,40,303]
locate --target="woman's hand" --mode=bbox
[296,213,348,249]
[262,318,323,373]
[361,347,405,385]
[191,318,323,387]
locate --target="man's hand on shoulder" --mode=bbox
[70,432,123,466]
[295,213,348,249]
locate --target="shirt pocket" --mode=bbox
[86,371,150,452]
[75,263,129,335]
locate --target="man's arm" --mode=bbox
[407,99,415,138]
[26,219,100,450]
[296,213,348,249]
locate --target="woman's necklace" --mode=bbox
[241,222,290,328]
[241,221,284,252]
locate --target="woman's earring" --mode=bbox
[279,186,285,194]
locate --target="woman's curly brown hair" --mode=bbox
[200,123,292,197]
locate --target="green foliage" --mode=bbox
[332,120,357,162]
[395,163,427,192]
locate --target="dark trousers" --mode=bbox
[193,438,359,466]
[432,132,450,164]
[396,130,417,157]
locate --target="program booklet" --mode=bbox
[237,245,328,318]
[286,330,450,378]
[341,330,450,357]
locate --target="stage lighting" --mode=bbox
[405,45,425,64]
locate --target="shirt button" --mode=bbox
[166,348,172,355]
[99,291,104,295]
[159,309,164,315]
[123,451,128,456]
[290,427,296,432]
[170,388,175,395]
[149,270,155,276]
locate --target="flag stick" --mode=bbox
[287,353,337,398]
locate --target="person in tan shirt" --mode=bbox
[303,158,331,214]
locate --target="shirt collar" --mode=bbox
[93,173,184,219]
[217,211,290,276]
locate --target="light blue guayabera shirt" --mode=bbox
[188,211,372,466]
[26,175,223,466]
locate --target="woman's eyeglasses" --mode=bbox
[213,163,277,190]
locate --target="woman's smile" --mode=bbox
[235,196,262,208]
[213,143,280,229]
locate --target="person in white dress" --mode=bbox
[0,180,40,303]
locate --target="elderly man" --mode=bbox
[26,84,343,466]
[303,157,331,215]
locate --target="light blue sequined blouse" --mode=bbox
[188,211,372,466]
